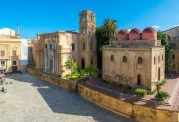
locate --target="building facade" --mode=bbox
[103,27,165,91]
[35,10,97,77]
[0,29,21,73]
[163,26,179,72]
[78,10,97,69]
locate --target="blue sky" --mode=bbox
[0,0,178,38]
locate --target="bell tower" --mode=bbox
[78,10,97,69]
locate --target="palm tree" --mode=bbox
[102,18,118,45]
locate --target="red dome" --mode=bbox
[118,29,130,34]
[130,28,141,34]
[143,27,156,33]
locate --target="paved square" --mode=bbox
[0,73,134,122]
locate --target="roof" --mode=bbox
[163,26,179,32]
[130,28,141,34]
[143,27,156,33]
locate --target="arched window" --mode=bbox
[91,57,93,65]
[172,54,175,59]
[138,57,143,64]
[162,55,163,61]
[158,56,160,63]
[154,57,156,64]
[111,55,114,61]
[123,56,127,63]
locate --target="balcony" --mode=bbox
[0,56,10,60]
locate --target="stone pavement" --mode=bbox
[0,73,135,122]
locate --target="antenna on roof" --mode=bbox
[16,23,20,37]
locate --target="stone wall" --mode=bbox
[78,84,179,122]
[102,46,165,91]
[27,67,76,92]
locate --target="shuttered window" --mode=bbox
[12,50,16,56]
[1,50,5,56]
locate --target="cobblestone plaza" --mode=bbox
[0,73,134,122]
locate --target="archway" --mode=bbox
[137,74,142,85]
[82,58,85,69]
[158,67,160,81]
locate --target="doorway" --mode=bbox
[82,58,85,69]
[137,74,142,85]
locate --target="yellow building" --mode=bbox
[102,28,165,91]
[0,31,21,73]
[35,10,97,77]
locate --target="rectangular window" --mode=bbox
[12,60,17,66]
[45,44,47,48]
[83,43,85,50]
[82,16,86,21]
[72,44,75,51]
[12,50,16,56]
[50,44,52,50]
[1,50,5,56]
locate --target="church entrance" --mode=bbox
[158,67,160,81]
[137,74,142,85]
[82,58,85,69]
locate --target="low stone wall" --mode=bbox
[78,84,179,122]
[27,67,76,92]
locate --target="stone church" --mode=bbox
[102,27,165,91]
[35,10,97,77]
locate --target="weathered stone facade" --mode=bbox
[103,28,165,91]
[163,26,179,72]
[78,10,97,69]
[36,31,78,77]
[35,10,97,77]
[0,34,21,73]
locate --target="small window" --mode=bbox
[82,28,86,34]
[158,56,160,63]
[50,44,52,50]
[154,57,156,64]
[1,61,5,65]
[138,57,143,64]
[123,56,127,63]
[12,50,16,56]
[111,55,114,61]
[82,16,86,21]
[1,50,5,57]
[72,44,75,51]
[172,54,175,59]
[162,55,163,61]
[45,44,47,48]
[83,43,85,50]
[91,57,93,65]
[12,60,17,66]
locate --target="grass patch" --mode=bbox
[65,74,81,80]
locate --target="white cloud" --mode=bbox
[173,24,179,27]
[152,25,160,29]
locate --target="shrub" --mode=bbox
[27,61,36,68]
[135,88,148,98]
[155,91,169,101]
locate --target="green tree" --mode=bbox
[157,31,173,73]
[102,18,118,45]
[64,59,77,77]
[96,27,108,69]
[84,65,98,80]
